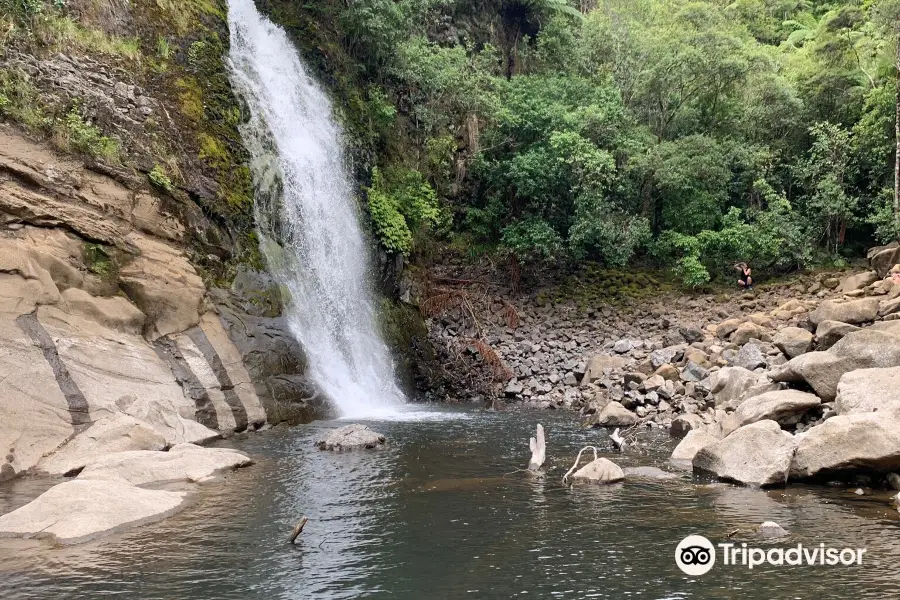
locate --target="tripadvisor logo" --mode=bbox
[675,534,867,575]
[675,535,716,576]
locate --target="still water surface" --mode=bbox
[1,409,898,599]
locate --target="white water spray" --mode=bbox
[227,0,404,418]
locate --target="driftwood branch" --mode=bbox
[289,516,309,544]
[562,446,600,484]
[527,424,546,471]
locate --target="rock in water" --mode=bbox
[759,521,788,538]
[670,429,721,467]
[315,424,386,451]
[571,457,625,484]
[77,444,253,486]
[0,479,187,545]
[790,413,900,479]
[591,401,638,428]
[693,420,796,487]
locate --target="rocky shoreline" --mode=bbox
[423,245,900,494]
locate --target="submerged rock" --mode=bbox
[759,521,788,538]
[0,479,187,545]
[315,424,386,451]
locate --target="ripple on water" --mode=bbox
[1,410,899,599]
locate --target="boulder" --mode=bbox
[38,414,167,476]
[693,420,796,487]
[791,413,900,479]
[721,390,821,436]
[315,424,386,450]
[731,322,762,346]
[733,343,766,371]
[679,326,704,343]
[650,345,685,369]
[838,271,879,294]
[571,457,625,484]
[671,414,705,439]
[869,243,900,278]
[583,354,627,383]
[710,366,780,409]
[773,327,814,359]
[654,363,680,381]
[814,320,859,351]
[770,329,900,401]
[591,401,638,428]
[612,340,633,354]
[716,318,743,340]
[77,444,253,486]
[670,429,721,465]
[835,367,900,416]
[0,479,187,544]
[808,298,879,327]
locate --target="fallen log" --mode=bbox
[289,516,309,544]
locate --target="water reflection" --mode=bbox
[1,409,899,599]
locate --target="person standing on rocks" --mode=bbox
[736,263,753,291]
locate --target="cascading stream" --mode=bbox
[226,0,404,418]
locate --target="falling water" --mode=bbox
[226,0,404,418]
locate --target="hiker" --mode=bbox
[736,262,753,290]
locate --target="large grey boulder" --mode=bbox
[670,429,721,466]
[809,298,879,327]
[791,413,900,479]
[77,443,253,486]
[835,367,900,416]
[591,401,638,428]
[650,345,685,369]
[770,329,900,401]
[734,343,766,370]
[583,354,627,383]
[0,479,187,545]
[814,320,859,351]
[721,390,821,436]
[38,414,167,476]
[571,457,625,484]
[693,420,796,487]
[869,243,900,278]
[315,424,386,451]
[710,366,780,409]
[838,271,879,294]
[774,327,814,359]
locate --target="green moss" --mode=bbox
[175,77,204,122]
[83,243,115,278]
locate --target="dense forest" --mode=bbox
[262,0,900,287]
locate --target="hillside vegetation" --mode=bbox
[261,0,900,286]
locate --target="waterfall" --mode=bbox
[226,0,404,419]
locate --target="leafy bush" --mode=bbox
[366,167,445,255]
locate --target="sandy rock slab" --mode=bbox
[0,479,188,545]
[77,443,253,486]
[316,424,385,451]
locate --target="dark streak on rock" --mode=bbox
[15,312,91,427]
[153,337,219,431]
[187,328,248,431]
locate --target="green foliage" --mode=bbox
[366,167,445,255]
[56,107,120,161]
[148,164,174,192]
[83,243,113,277]
[0,67,46,129]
